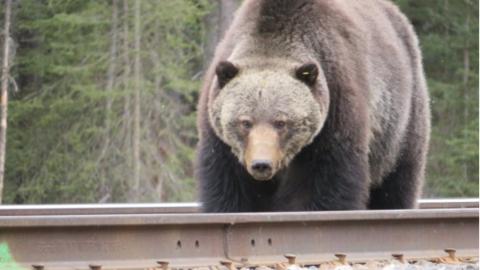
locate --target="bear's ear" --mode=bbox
[295,63,318,86]
[216,61,239,88]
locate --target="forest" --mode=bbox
[0,0,478,204]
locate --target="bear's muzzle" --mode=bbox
[244,124,282,181]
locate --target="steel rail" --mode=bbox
[417,198,479,209]
[0,198,477,216]
[0,208,478,270]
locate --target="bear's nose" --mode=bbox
[251,160,273,173]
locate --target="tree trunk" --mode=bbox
[98,0,119,202]
[105,0,118,148]
[218,0,239,37]
[132,0,142,201]
[462,15,470,183]
[0,0,13,203]
[122,0,132,189]
[203,0,240,69]
[463,40,470,184]
[149,48,164,201]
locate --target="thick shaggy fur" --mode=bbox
[196,0,430,212]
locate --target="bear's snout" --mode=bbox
[244,124,282,181]
[250,159,273,178]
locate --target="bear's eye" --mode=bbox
[273,120,286,130]
[240,119,253,130]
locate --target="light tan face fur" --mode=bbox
[209,62,328,181]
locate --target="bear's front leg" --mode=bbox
[306,140,370,211]
[196,135,255,212]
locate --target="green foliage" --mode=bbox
[6,0,109,203]
[394,0,479,197]
[5,0,211,203]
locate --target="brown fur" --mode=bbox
[196,0,430,212]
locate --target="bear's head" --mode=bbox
[208,58,329,181]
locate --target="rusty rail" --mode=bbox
[0,200,477,270]
[0,198,477,216]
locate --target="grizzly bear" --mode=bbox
[196,0,430,212]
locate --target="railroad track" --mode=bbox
[0,199,478,270]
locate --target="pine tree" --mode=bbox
[394,0,479,197]
[5,0,211,203]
